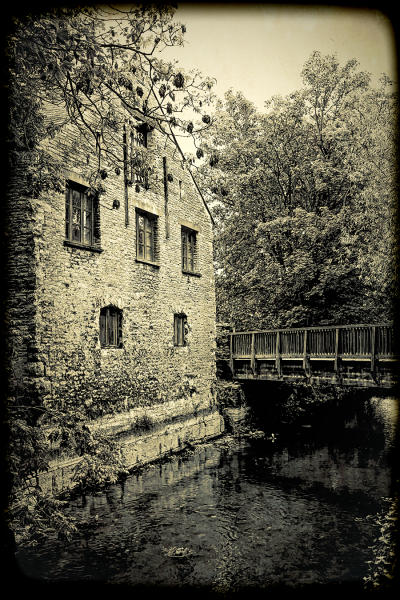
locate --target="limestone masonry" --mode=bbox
[7,112,223,489]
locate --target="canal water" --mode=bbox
[16,392,398,592]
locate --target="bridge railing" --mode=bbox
[230,323,396,376]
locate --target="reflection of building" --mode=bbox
[7,107,223,489]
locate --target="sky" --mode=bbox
[163,2,398,111]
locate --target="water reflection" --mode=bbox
[16,395,398,590]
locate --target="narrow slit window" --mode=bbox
[131,123,149,188]
[174,314,187,347]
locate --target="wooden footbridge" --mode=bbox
[229,323,398,388]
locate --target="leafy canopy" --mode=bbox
[196,52,398,329]
[7,4,216,193]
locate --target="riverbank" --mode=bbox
[13,391,398,593]
[29,401,225,497]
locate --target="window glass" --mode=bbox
[132,124,147,148]
[66,182,97,246]
[136,210,157,263]
[182,227,197,273]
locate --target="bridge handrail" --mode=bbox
[230,323,393,335]
[230,323,395,361]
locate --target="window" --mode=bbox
[132,122,147,148]
[174,314,187,347]
[65,181,99,247]
[136,209,158,263]
[99,306,123,348]
[133,167,149,188]
[130,123,149,188]
[181,227,197,273]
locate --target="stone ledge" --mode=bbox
[63,240,103,253]
[37,408,225,495]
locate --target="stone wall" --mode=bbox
[39,404,225,495]
[6,118,219,461]
[5,180,39,403]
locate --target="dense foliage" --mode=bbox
[196,52,398,329]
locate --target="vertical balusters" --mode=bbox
[343,327,348,355]
[229,323,394,382]
[268,332,274,355]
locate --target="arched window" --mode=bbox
[99,306,123,348]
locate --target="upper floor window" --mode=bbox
[181,227,197,274]
[133,167,149,188]
[65,181,99,248]
[132,122,147,148]
[136,209,158,264]
[99,306,123,348]
[131,123,149,188]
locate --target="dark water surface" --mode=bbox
[16,394,398,592]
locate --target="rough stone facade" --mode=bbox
[6,113,223,484]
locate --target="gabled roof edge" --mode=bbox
[148,88,215,227]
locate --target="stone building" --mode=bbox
[6,106,224,490]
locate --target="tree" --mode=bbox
[196,52,398,329]
[7,4,216,196]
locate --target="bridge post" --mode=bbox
[275,331,282,377]
[303,329,310,377]
[371,325,376,374]
[334,327,341,381]
[229,333,235,377]
[250,332,256,375]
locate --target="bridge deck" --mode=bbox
[229,323,398,388]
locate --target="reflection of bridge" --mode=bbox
[229,323,398,388]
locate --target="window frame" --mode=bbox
[174,313,187,347]
[65,181,101,251]
[131,123,149,188]
[99,306,123,349]
[135,208,159,265]
[181,226,198,275]
[132,122,148,148]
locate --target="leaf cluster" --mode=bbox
[7,4,216,192]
